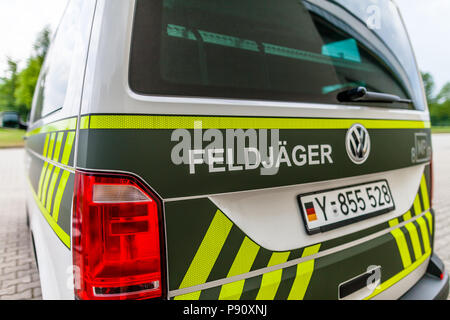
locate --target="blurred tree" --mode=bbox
[14,26,51,118]
[421,72,436,105]
[33,27,51,60]
[436,82,450,103]
[0,58,19,111]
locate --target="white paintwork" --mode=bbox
[81,0,429,123]
[210,165,425,251]
[27,0,97,300]
[27,187,75,300]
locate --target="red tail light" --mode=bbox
[72,171,165,300]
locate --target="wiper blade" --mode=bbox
[337,87,412,105]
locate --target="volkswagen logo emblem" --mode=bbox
[346,124,371,164]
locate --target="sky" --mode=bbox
[0,0,449,94]
[0,0,67,70]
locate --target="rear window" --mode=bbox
[129,0,424,110]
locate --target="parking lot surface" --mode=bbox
[0,135,449,299]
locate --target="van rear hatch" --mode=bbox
[78,0,433,299]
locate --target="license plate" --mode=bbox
[298,180,395,234]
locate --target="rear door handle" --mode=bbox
[339,265,381,300]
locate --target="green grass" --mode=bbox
[0,128,26,148]
[431,126,450,134]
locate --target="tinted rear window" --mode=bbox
[129,0,424,110]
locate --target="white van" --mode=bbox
[25,0,448,300]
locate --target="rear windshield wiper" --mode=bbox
[337,87,412,105]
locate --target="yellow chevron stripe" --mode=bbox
[416,216,431,253]
[218,237,260,300]
[52,170,71,222]
[52,132,64,162]
[46,133,56,160]
[61,131,75,165]
[425,211,433,235]
[45,167,61,212]
[420,175,430,211]
[255,251,290,300]
[173,291,202,300]
[404,222,423,260]
[42,134,50,156]
[174,210,233,300]
[28,180,70,248]
[402,211,412,222]
[39,133,56,201]
[41,164,54,204]
[288,244,321,300]
[89,114,430,130]
[413,194,422,216]
[37,162,49,199]
[389,219,412,268]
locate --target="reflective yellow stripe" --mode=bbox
[425,211,433,235]
[28,180,70,248]
[89,115,430,130]
[219,237,260,300]
[173,291,202,300]
[61,131,75,165]
[420,175,430,211]
[416,217,431,253]
[365,250,430,300]
[255,251,290,300]
[413,194,422,216]
[45,167,61,212]
[52,132,64,161]
[389,218,399,228]
[46,133,56,159]
[37,162,49,199]
[26,117,77,137]
[41,164,54,204]
[402,211,412,222]
[288,244,321,300]
[80,116,90,129]
[174,210,233,300]
[389,219,412,268]
[404,222,423,260]
[52,170,71,222]
[42,134,50,156]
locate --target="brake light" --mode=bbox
[72,171,165,300]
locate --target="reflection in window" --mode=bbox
[31,0,82,122]
[129,0,424,109]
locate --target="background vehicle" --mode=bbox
[25,0,448,300]
[1,111,20,128]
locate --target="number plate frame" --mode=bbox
[297,180,395,235]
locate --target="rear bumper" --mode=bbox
[401,253,449,300]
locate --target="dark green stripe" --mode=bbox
[401,226,417,263]
[56,173,75,236]
[165,199,218,291]
[77,128,431,198]
[273,255,299,300]
[413,220,426,255]
[249,246,272,272]
[240,274,263,300]
[198,285,221,300]
[305,233,402,300]
[206,225,246,283]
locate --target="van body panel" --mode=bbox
[25,0,443,300]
